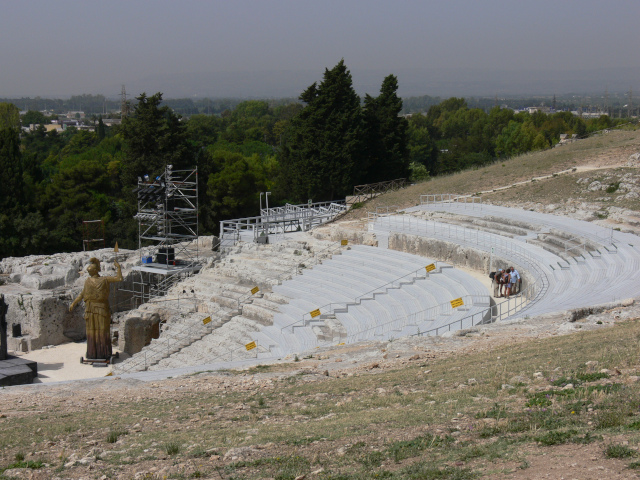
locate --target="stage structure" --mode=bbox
[128,166,201,306]
[220,200,347,250]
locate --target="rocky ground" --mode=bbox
[1,299,640,479]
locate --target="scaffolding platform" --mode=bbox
[132,263,202,275]
[126,166,201,306]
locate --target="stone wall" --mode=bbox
[312,221,379,246]
[388,233,530,286]
[119,313,160,356]
[0,248,138,350]
[3,292,83,350]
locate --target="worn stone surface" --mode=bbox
[120,314,161,356]
[0,248,146,350]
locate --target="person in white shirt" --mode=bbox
[510,267,521,294]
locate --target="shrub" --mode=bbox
[107,428,128,444]
[606,182,620,193]
[164,442,181,456]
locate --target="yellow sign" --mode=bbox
[341,239,348,246]
[310,308,321,318]
[450,298,464,309]
[245,341,257,351]
[425,263,436,272]
[202,316,212,325]
[251,286,260,295]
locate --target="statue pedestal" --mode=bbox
[0,356,37,386]
[1,294,8,361]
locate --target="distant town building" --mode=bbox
[65,111,85,119]
[528,106,551,114]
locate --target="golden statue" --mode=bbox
[70,258,122,360]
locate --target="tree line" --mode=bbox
[0,61,625,259]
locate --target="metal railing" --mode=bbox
[313,275,541,346]
[112,311,212,374]
[260,200,347,219]
[420,194,482,209]
[280,261,447,332]
[563,235,587,258]
[350,178,407,204]
[370,215,550,315]
[220,201,348,250]
[595,226,615,246]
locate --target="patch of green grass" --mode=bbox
[535,430,576,446]
[596,408,629,429]
[475,403,508,420]
[358,450,385,468]
[386,434,453,463]
[225,455,310,479]
[0,460,45,473]
[399,461,478,479]
[605,444,637,458]
[576,372,609,382]
[283,436,324,446]
[525,393,553,408]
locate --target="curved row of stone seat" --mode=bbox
[412,207,604,262]
[269,245,490,345]
[132,235,494,370]
[381,203,640,322]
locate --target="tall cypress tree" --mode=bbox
[120,92,192,188]
[361,75,409,183]
[278,60,363,202]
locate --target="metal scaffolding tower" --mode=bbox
[129,166,201,305]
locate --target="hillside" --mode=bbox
[346,129,640,228]
[1,130,640,479]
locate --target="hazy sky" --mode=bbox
[2,0,639,98]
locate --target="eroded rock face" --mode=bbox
[120,314,161,355]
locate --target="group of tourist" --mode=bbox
[490,267,521,298]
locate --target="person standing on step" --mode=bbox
[503,269,512,298]
[510,267,521,294]
[492,269,502,297]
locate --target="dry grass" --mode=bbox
[344,129,640,220]
[3,318,640,478]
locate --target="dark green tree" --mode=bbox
[0,126,23,210]
[21,110,47,127]
[0,103,19,130]
[407,114,438,175]
[278,60,363,202]
[96,117,106,141]
[361,74,409,183]
[206,151,267,228]
[120,92,192,188]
